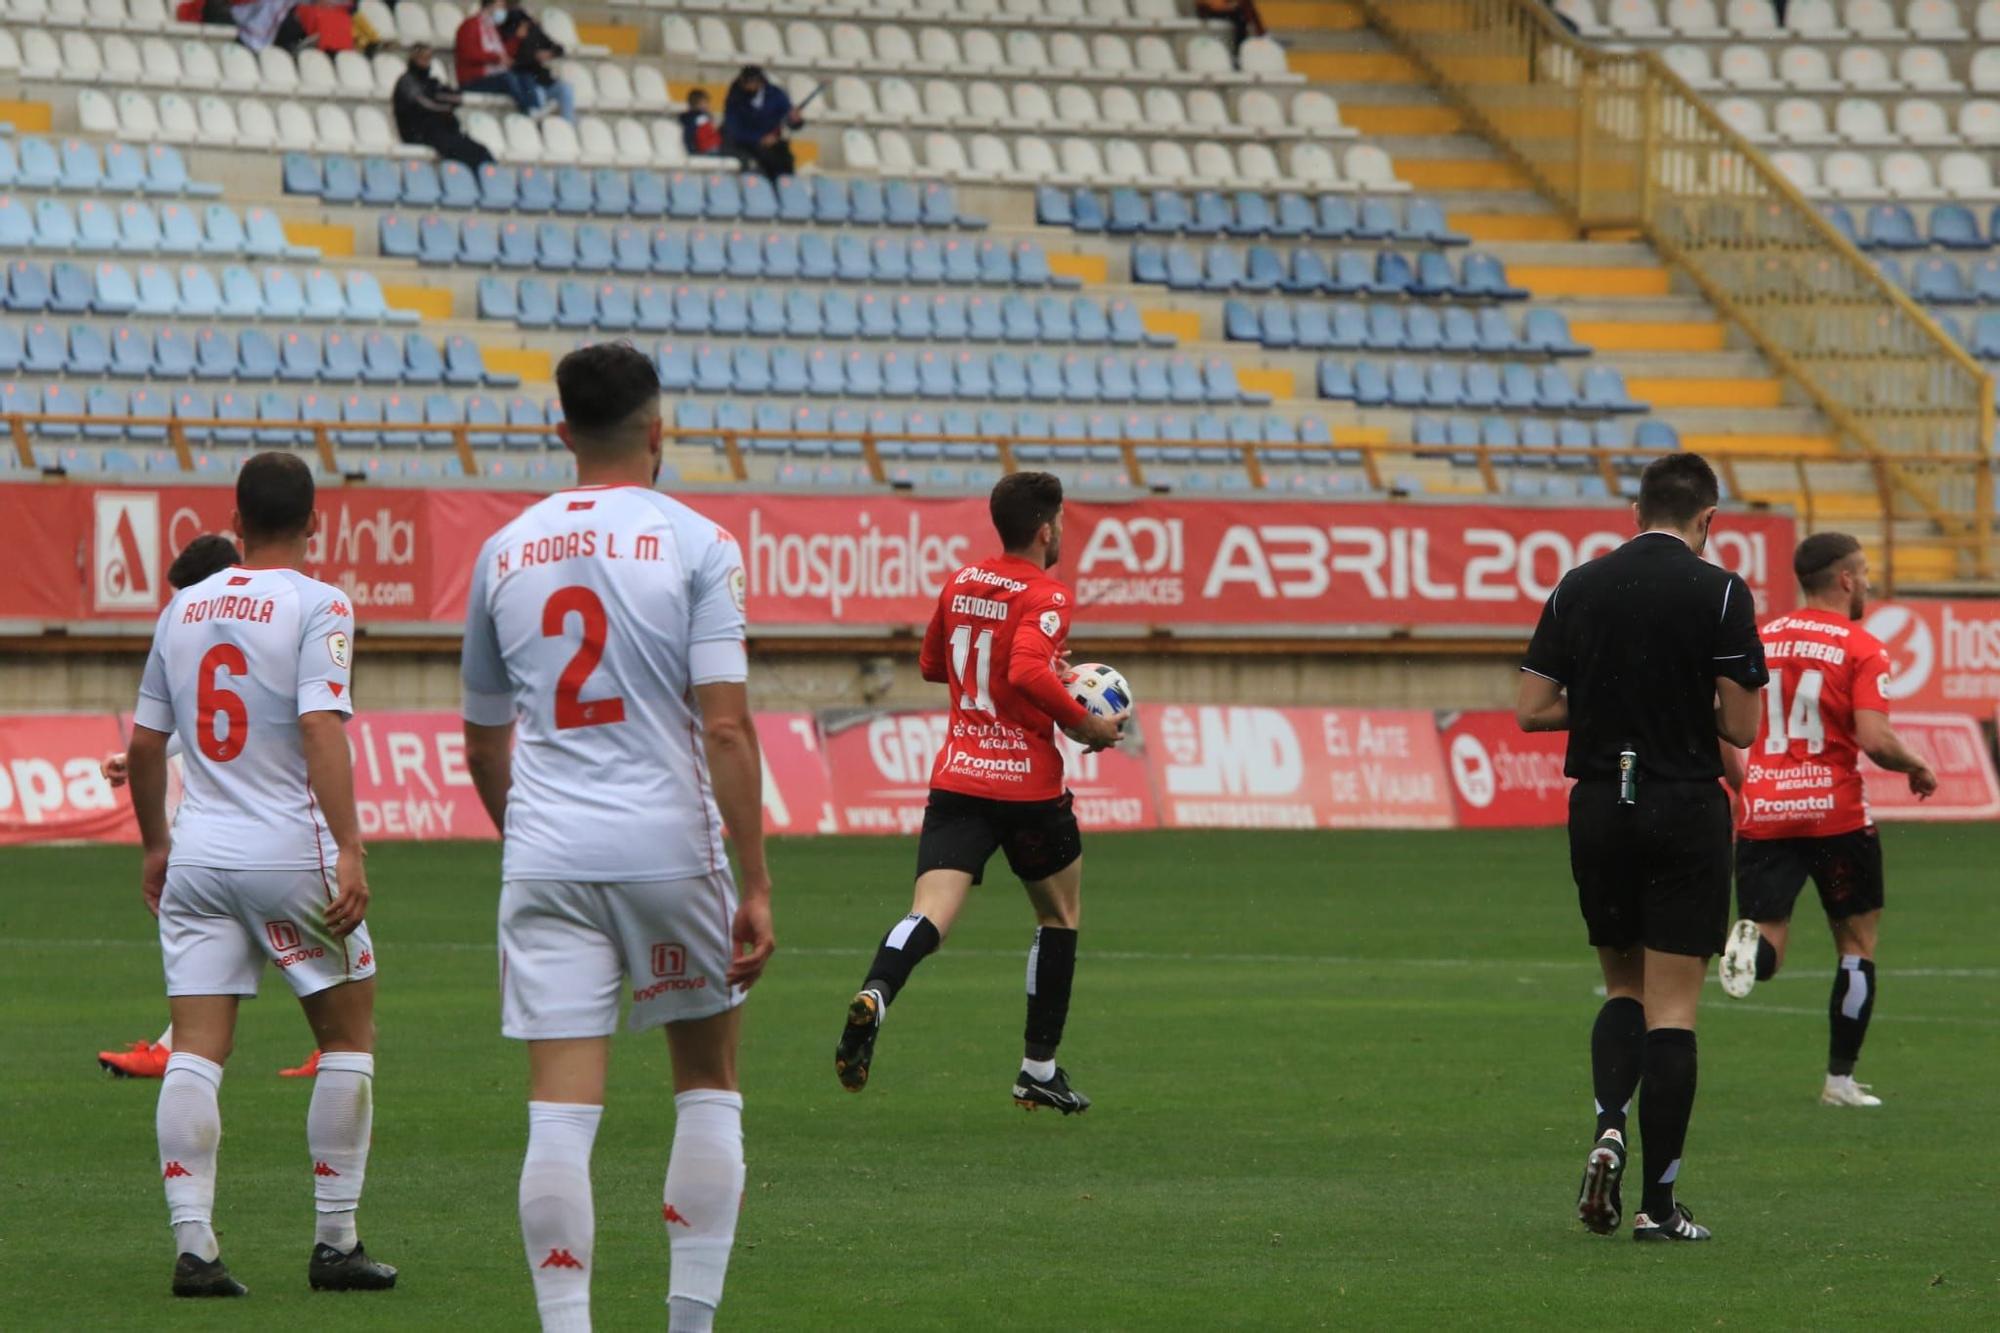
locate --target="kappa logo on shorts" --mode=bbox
[651,943,687,978]
[266,921,302,952]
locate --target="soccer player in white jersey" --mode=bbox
[461,343,776,1333]
[125,453,396,1299]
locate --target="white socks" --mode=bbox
[158,1022,175,1048]
[521,1101,603,1333]
[157,1052,223,1262]
[664,1089,745,1333]
[308,1051,375,1252]
[1021,1057,1056,1082]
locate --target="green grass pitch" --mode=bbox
[3,826,1997,1330]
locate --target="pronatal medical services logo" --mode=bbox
[93,493,160,612]
[1864,604,1934,702]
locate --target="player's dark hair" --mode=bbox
[235,451,316,542]
[1635,452,1720,530]
[167,534,241,590]
[990,471,1064,551]
[1795,531,1864,593]
[555,341,660,447]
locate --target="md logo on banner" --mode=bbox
[93,493,161,612]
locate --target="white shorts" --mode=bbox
[498,872,741,1040]
[160,864,377,1000]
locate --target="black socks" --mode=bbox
[1755,935,1779,982]
[863,913,941,1006]
[1590,996,1646,1138]
[1023,926,1078,1062]
[1638,1027,1698,1220]
[1828,955,1876,1077]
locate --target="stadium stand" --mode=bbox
[0,0,1975,564]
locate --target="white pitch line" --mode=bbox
[1725,1000,2000,1029]
[7,937,1999,983]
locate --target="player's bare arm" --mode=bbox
[1514,672,1568,733]
[693,679,776,990]
[1719,740,1748,793]
[301,711,369,937]
[1714,677,1761,749]
[463,719,515,833]
[1854,709,1939,799]
[126,725,173,918]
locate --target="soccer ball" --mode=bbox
[1063,663,1133,718]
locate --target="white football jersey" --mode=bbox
[461,485,748,883]
[133,566,355,870]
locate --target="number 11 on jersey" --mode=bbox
[949,624,995,716]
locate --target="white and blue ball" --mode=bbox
[1063,663,1133,718]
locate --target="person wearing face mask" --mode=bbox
[393,43,495,169]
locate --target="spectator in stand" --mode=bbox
[233,0,308,52]
[455,0,539,116]
[177,0,235,25]
[395,43,496,169]
[1194,0,1267,60]
[723,65,804,181]
[679,88,723,157]
[293,1,356,54]
[499,7,576,123]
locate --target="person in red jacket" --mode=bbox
[830,472,1126,1116]
[455,0,536,114]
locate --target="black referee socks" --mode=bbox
[1639,1027,1698,1221]
[1023,926,1078,1062]
[1828,956,1877,1077]
[1589,996,1646,1137]
[863,913,941,1006]
[1755,935,1780,982]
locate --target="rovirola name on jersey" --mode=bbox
[180,594,277,624]
[494,528,673,575]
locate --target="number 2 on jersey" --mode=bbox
[196,643,248,762]
[542,586,627,730]
[949,624,995,715]
[1763,668,1826,754]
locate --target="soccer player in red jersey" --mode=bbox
[1719,533,1937,1107]
[832,472,1125,1113]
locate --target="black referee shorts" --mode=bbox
[1569,778,1732,958]
[914,789,1082,887]
[1736,827,1885,924]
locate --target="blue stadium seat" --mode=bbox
[361,331,405,385]
[396,160,441,210]
[1404,305,1443,352]
[1224,299,1259,343]
[383,214,425,261]
[1973,312,2000,359]
[1406,198,1469,246]
[83,384,126,439]
[909,236,945,284]
[2,260,44,313]
[20,321,65,374]
[1388,359,1428,408]
[275,328,322,381]
[1521,309,1583,356]
[105,143,153,195]
[1927,204,1983,251]
[812,175,850,225]
[1862,204,1922,251]
[316,154,360,205]
[257,266,304,320]
[504,395,545,449]
[478,163,518,211]
[991,351,1028,399]
[34,198,81,250]
[1635,420,1680,452]
[492,220,533,268]
[150,326,195,379]
[1912,256,1972,304]
[1537,364,1578,411]
[121,384,169,442]
[1497,363,1537,409]
[302,268,345,321]
[1364,304,1404,352]
[421,392,462,449]
[1107,189,1147,236]
[361,157,401,208]
[447,335,515,387]
[1328,251,1372,295]
[536,221,578,271]
[334,391,382,448]
[465,394,505,448]
[851,178,888,227]
[1016,242,1060,288]
[707,174,745,221]
[402,332,444,385]
[1142,190,1185,236]
[596,281,636,331]
[1461,252,1528,299]
[554,166,593,215]
[17,138,61,191]
[439,161,480,209]
[109,323,151,377]
[1818,204,1857,246]
[954,349,993,399]
[770,344,808,394]
[557,279,597,330]
[250,388,298,444]
[345,270,407,324]
[1353,361,1391,406]
[518,167,557,213]
[883,179,922,228]
[776,175,814,225]
[731,343,771,394]
[1292,302,1332,350]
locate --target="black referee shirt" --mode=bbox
[1523,531,1769,782]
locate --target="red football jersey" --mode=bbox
[1738,609,1891,839]
[918,555,1090,802]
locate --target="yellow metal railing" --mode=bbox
[1360,0,1997,578]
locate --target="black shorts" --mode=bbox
[1736,827,1885,924]
[1569,779,1732,958]
[915,789,1082,887]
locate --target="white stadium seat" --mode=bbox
[540,116,582,165]
[1973,48,2000,92]
[649,120,689,169]
[1292,90,1349,136]
[1187,88,1232,134]
[1778,45,1836,89]
[967,81,1010,126]
[78,87,118,135]
[878,128,918,173]
[632,67,670,113]
[1939,151,1999,200]
[238,98,278,150]
[102,33,142,81]
[1237,89,1286,135]
[314,102,356,154]
[1715,97,1769,141]
[1981,0,2000,39]
[1772,98,1835,144]
[878,77,921,120]
[357,1,396,42]
[1610,0,1669,36]
[1236,141,1282,187]
[19,31,62,83]
[1012,82,1055,126]
[1843,0,1903,37]
[1724,0,1777,34]
[503,113,544,163]
[830,75,874,119]
[335,50,375,98]
[924,79,969,123]
[61,31,103,81]
[1719,45,1780,90]
[1958,99,2000,144]
[695,17,736,60]
[1006,31,1048,71]
[1787,0,1846,34]
[1893,98,1952,145]
[1835,46,1894,92]
[465,111,505,163]
[740,19,784,64]
[970,133,1014,179]
[258,45,300,96]
[196,94,238,146]
[297,48,338,97]
[1092,33,1134,74]
[1135,35,1179,75]
[179,41,221,91]
[1016,133,1060,178]
[1877,151,1937,197]
[614,118,654,168]
[396,2,436,46]
[219,43,260,95]
[1769,150,1822,194]
[785,20,831,65]
[842,127,881,171]
[1823,150,1879,196]
[1833,97,1893,144]
[922,130,968,178]
[1104,138,1148,183]
[1905,0,1966,39]
[1346,143,1406,191]
[1192,140,1236,184]
[1050,33,1092,73]
[1237,37,1288,78]
[962,30,1006,70]
[1100,86,1143,127]
[918,27,961,70]
[1055,85,1098,124]
[158,92,198,144]
[1143,87,1189,132]
[354,105,399,155]
[1149,139,1194,184]
[1287,141,1340,189]
[1659,44,1714,87]
[1059,137,1106,183]
[1554,0,1602,33]
[1897,47,1960,93]
[660,16,699,58]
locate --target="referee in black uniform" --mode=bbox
[1515,453,1768,1244]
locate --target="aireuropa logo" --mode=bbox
[1448,732,1497,809]
[93,493,161,612]
[1864,604,1934,701]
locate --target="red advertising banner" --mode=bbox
[0,483,1794,634]
[756,712,839,837]
[1145,704,1455,830]
[345,710,496,841]
[1858,600,2000,715]
[1864,712,2000,821]
[1437,710,1573,828]
[820,710,1157,836]
[0,714,137,845]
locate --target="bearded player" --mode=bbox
[832,471,1126,1114]
[1719,533,1937,1107]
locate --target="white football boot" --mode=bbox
[1718,919,1762,998]
[1821,1074,1882,1107]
